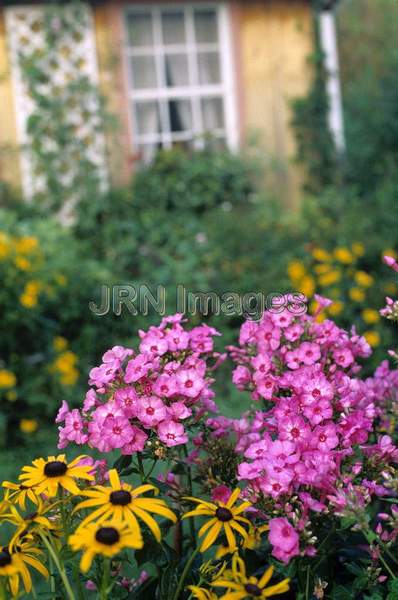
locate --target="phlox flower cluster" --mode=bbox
[204,300,398,562]
[56,314,222,453]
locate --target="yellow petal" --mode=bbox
[200,521,222,552]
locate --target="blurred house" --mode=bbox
[0,1,314,205]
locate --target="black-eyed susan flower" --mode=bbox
[69,519,143,572]
[19,455,94,497]
[215,522,269,559]
[3,501,56,549]
[0,541,48,597]
[74,468,176,541]
[212,553,290,599]
[188,586,218,600]
[182,488,251,553]
[2,482,38,510]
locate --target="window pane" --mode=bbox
[197,52,220,84]
[134,101,160,136]
[130,55,157,89]
[194,9,218,43]
[126,12,153,47]
[138,142,161,163]
[201,97,224,130]
[168,99,192,132]
[162,11,186,45]
[164,54,189,87]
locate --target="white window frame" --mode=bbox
[122,2,239,159]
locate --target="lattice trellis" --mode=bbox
[5,3,107,202]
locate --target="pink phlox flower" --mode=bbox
[157,420,188,447]
[268,517,300,563]
[176,368,205,398]
[136,396,167,427]
[55,400,70,424]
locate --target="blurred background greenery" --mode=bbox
[1,0,397,463]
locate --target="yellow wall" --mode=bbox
[238,0,313,208]
[0,8,21,189]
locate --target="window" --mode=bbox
[124,4,237,162]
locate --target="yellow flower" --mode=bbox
[15,236,38,255]
[19,419,38,434]
[352,242,365,257]
[314,263,332,275]
[212,553,290,599]
[0,370,16,389]
[318,270,341,287]
[14,256,31,271]
[299,275,315,298]
[74,469,176,542]
[19,454,94,497]
[349,288,365,303]
[383,248,397,260]
[0,233,10,260]
[60,369,79,386]
[311,247,331,262]
[182,488,251,553]
[361,309,380,325]
[2,482,38,511]
[55,274,67,286]
[69,519,143,572]
[216,523,269,558]
[53,336,68,352]
[53,351,78,372]
[364,330,380,348]
[19,293,37,308]
[384,282,398,295]
[0,540,48,597]
[6,391,17,402]
[3,501,55,549]
[334,247,354,264]
[328,301,344,316]
[287,260,306,282]
[188,587,218,600]
[354,271,374,288]
[25,281,41,295]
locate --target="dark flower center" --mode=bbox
[245,583,262,597]
[95,527,120,546]
[0,548,12,567]
[109,490,132,506]
[44,461,68,477]
[215,507,233,522]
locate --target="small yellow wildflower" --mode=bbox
[349,288,365,303]
[334,247,354,264]
[311,247,331,262]
[0,370,16,389]
[314,263,332,275]
[299,275,315,298]
[364,331,381,348]
[361,309,380,325]
[19,419,38,434]
[318,270,341,287]
[328,300,344,316]
[383,248,397,260]
[19,293,38,309]
[287,260,306,282]
[14,256,31,271]
[354,271,374,288]
[6,391,17,402]
[352,242,365,257]
[15,236,38,254]
[53,336,68,352]
[55,274,67,286]
[0,233,10,260]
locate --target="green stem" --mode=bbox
[137,452,145,482]
[0,579,6,600]
[305,565,310,600]
[379,553,397,580]
[173,545,201,600]
[100,557,111,600]
[183,445,196,549]
[38,532,76,600]
[49,554,56,598]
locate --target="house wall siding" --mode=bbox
[0,8,20,188]
[237,0,313,208]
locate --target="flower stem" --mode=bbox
[173,545,201,600]
[137,452,145,482]
[183,445,196,549]
[38,532,76,600]
[100,557,111,600]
